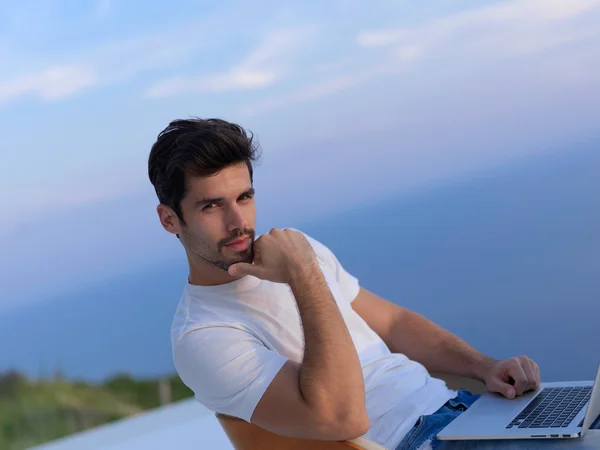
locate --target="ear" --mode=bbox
[156,204,182,236]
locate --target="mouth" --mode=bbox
[223,236,251,250]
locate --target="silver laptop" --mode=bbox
[438,362,600,441]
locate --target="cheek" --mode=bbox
[190,215,226,242]
[244,203,257,223]
[181,215,207,238]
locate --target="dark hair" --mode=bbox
[148,117,260,224]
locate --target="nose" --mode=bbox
[227,204,249,232]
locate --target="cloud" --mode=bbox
[0,65,97,103]
[240,0,600,116]
[0,13,227,105]
[1,0,599,109]
[0,4,319,105]
[145,26,318,98]
[357,0,600,56]
[240,60,399,116]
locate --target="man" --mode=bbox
[148,118,541,450]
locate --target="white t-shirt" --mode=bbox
[171,231,455,450]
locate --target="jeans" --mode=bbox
[395,389,480,450]
[395,389,600,450]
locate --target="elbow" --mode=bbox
[320,410,370,441]
[307,391,370,440]
[344,414,371,439]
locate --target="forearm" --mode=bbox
[389,309,496,381]
[289,264,368,423]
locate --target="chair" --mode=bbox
[216,374,486,449]
[216,413,386,450]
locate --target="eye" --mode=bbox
[203,203,218,211]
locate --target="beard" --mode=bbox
[181,227,255,271]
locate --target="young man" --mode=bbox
[148,118,541,450]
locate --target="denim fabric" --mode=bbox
[395,389,480,450]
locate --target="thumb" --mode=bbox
[229,262,261,277]
[489,378,516,399]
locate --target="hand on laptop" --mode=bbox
[483,355,541,399]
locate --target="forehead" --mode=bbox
[184,162,251,200]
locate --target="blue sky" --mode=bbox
[1,0,600,311]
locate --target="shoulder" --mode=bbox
[170,284,251,345]
[173,324,268,382]
[171,286,193,345]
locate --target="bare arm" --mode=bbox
[353,288,540,398]
[279,262,369,437]
[353,287,494,380]
[229,229,369,440]
[391,307,495,380]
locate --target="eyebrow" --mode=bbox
[195,187,255,208]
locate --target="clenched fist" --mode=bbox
[228,228,318,283]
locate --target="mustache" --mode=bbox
[218,229,255,247]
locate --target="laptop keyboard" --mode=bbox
[506,386,592,429]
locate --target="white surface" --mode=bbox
[30,398,233,450]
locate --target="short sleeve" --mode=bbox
[173,326,288,422]
[302,233,361,303]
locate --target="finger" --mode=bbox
[509,360,529,396]
[521,358,538,392]
[487,376,516,399]
[532,360,541,389]
[229,262,263,278]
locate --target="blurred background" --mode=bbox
[1,0,599,448]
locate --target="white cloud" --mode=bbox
[146,71,278,98]
[0,64,97,103]
[0,14,226,105]
[145,26,318,98]
[1,0,599,109]
[357,0,600,57]
[241,0,600,116]
[0,7,319,105]
[240,59,399,116]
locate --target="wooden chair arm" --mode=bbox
[216,413,386,450]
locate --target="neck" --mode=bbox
[186,251,243,286]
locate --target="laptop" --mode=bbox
[438,362,600,441]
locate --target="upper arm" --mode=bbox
[252,360,366,440]
[174,326,363,441]
[351,287,406,349]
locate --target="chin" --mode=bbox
[237,249,254,264]
[221,251,253,269]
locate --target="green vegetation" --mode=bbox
[0,370,194,450]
